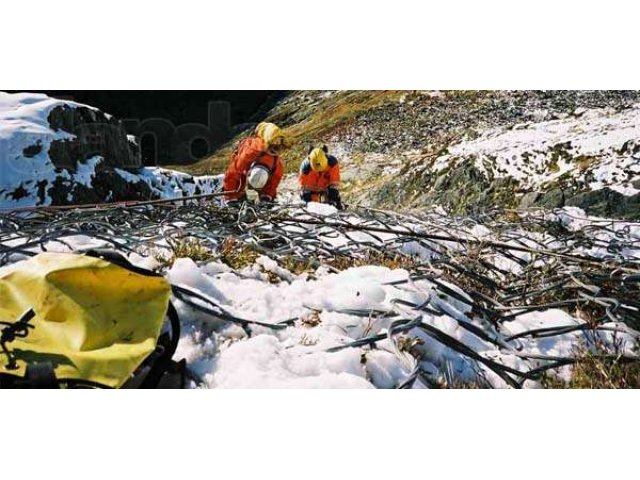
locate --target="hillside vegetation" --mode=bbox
[181,90,640,219]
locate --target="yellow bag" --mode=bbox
[0,252,173,388]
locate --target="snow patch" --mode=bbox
[432,106,640,196]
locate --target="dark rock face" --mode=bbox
[370,161,521,215]
[517,187,640,219]
[47,105,141,170]
[565,188,640,219]
[431,172,519,215]
[375,159,640,219]
[10,185,29,201]
[47,170,154,205]
[127,136,140,164]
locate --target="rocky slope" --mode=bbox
[191,90,640,219]
[0,92,220,208]
[5,90,639,216]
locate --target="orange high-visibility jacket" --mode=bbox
[223,136,284,201]
[299,155,340,201]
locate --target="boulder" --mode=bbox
[565,188,640,219]
[537,188,565,208]
[519,191,541,208]
[46,105,141,170]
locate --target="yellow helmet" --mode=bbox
[309,147,328,172]
[255,122,290,153]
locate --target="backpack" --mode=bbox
[0,250,185,389]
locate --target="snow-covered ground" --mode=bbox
[432,106,640,195]
[170,257,632,389]
[164,205,640,388]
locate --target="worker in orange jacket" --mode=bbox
[299,146,343,210]
[223,122,290,204]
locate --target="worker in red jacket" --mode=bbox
[223,122,290,204]
[299,146,343,210]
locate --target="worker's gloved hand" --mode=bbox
[226,195,247,208]
[259,195,275,206]
[327,187,344,211]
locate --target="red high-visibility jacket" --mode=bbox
[223,136,284,201]
[299,155,340,202]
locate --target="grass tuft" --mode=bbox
[154,238,215,267]
[328,251,420,271]
[542,338,640,389]
[219,237,260,270]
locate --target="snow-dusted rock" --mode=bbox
[0,92,221,208]
[410,105,640,218]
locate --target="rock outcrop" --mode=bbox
[46,104,140,170]
[0,92,220,208]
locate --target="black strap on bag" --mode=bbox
[23,363,59,389]
[138,301,182,388]
[1,309,59,388]
[84,249,163,278]
[0,309,36,371]
[0,363,59,389]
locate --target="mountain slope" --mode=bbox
[187,90,640,218]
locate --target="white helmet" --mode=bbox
[247,164,270,190]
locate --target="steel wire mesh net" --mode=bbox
[1,202,639,388]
